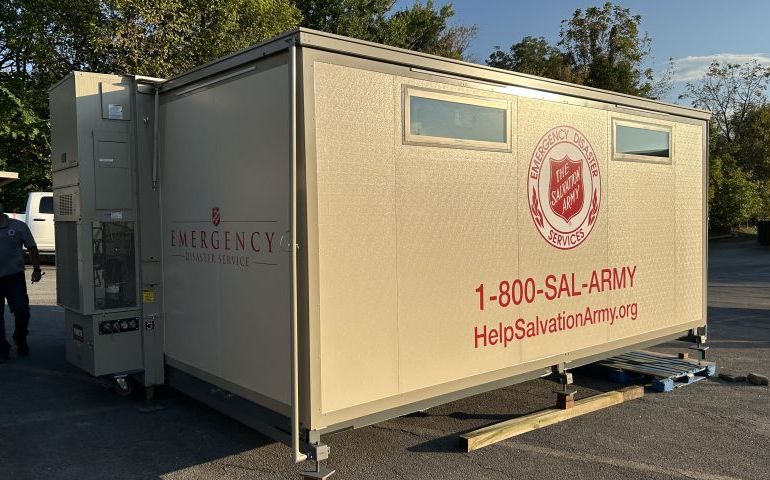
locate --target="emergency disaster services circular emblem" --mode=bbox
[528,125,601,250]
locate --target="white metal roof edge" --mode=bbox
[159,29,302,93]
[295,28,710,121]
[145,27,709,122]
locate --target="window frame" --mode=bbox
[403,86,512,152]
[612,118,673,164]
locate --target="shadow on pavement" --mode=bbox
[0,303,288,480]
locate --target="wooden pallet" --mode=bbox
[598,350,717,392]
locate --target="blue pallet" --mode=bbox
[608,369,645,384]
[599,351,717,392]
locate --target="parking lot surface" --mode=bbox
[0,238,768,480]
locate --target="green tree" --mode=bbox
[680,60,770,142]
[487,36,572,81]
[0,0,108,89]
[558,2,653,96]
[733,104,770,181]
[709,153,762,232]
[0,0,107,210]
[487,2,662,98]
[293,0,475,60]
[683,60,770,228]
[758,180,770,220]
[292,0,392,39]
[0,85,50,212]
[103,0,301,78]
[378,1,475,60]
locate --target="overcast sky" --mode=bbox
[394,0,770,103]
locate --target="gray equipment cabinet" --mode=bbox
[50,72,164,387]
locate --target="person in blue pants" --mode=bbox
[0,202,42,361]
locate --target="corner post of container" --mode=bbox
[152,84,160,190]
[289,38,308,466]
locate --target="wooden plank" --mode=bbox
[459,386,644,452]
[620,385,645,401]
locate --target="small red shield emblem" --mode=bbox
[548,156,584,223]
[212,207,221,226]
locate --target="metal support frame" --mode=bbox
[168,364,333,478]
[681,326,709,360]
[289,38,335,478]
[166,366,294,444]
[551,365,576,409]
[301,443,335,480]
[137,385,165,413]
[144,385,154,402]
[688,334,709,361]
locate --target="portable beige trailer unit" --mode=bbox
[50,28,709,477]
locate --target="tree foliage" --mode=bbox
[292,0,392,39]
[680,60,770,142]
[104,0,301,78]
[487,2,662,98]
[378,1,475,60]
[0,84,50,211]
[294,0,476,60]
[683,62,770,230]
[733,104,770,180]
[488,36,572,80]
[559,2,653,96]
[708,153,762,232]
[1,1,106,77]
[0,0,92,210]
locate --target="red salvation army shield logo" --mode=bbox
[548,155,584,223]
[212,207,221,226]
[528,126,601,250]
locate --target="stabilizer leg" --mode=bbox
[301,442,335,479]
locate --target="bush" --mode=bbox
[709,155,762,232]
[758,179,770,221]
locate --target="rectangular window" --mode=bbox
[404,87,510,151]
[613,120,672,162]
[39,196,54,214]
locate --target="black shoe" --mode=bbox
[0,349,9,362]
[17,344,29,357]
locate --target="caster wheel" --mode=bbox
[114,376,135,397]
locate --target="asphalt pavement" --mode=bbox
[0,238,768,480]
